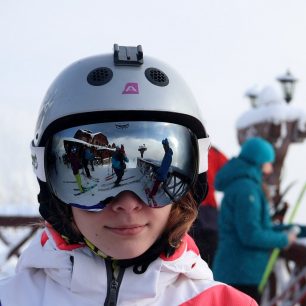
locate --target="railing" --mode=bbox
[0,216,42,261]
[266,266,306,306]
[137,157,190,201]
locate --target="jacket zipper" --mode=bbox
[104,260,125,306]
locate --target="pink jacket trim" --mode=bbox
[160,234,200,261]
[180,284,258,306]
[41,223,84,251]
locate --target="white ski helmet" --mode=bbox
[31,44,210,215]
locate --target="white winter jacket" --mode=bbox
[0,227,257,306]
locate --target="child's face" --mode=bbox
[72,191,172,259]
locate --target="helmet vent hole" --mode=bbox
[145,68,169,87]
[87,67,113,86]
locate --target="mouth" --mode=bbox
[105,224,147,236]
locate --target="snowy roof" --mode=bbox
[62,137,115,151]
[255,86,284,107]
[236,103,306,130]
[244,84,260,98]
[237,85,306,130]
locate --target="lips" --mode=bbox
[105,224,147,236]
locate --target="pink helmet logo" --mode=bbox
[122,82,139,94]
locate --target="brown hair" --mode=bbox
[45,198,83,243]
[165,191,198,248]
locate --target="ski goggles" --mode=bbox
[31,121,210,211]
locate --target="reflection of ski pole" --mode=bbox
[258,182,306,294]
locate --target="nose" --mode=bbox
[110,191,143,213]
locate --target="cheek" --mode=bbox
[151,206,172,230]
[72,209,100,236]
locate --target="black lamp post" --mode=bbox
[138,144,147,158]
[276,70,298,103]
[245,86,259,108]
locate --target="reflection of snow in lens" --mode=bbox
[168,137,178,154]
[47,121,197,209]
[114,137,162,167]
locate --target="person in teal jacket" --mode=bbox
[212,137,297,303]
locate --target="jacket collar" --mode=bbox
[17,228,213,298]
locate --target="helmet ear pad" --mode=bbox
[192,172,208,205]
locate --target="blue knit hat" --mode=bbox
[239,137,275,166]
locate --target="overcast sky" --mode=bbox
[0,0,305,223]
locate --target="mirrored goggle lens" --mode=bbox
[46,121,198,211]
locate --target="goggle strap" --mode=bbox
[30,141,46,182]
[198,137,211,173]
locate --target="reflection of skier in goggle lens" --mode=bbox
[31,44,210,235]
